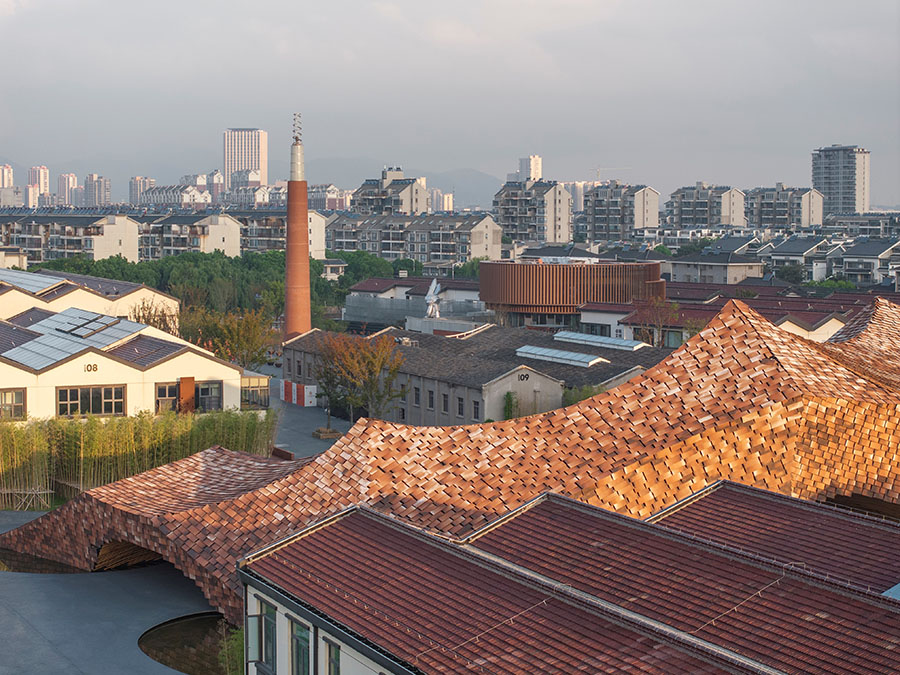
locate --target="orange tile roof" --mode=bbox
[4,299,900,621]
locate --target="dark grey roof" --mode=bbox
[38,269,142,297]
[670,252,761,264]
[7,307,56,327]
[289,325,672,390]
[521,245,604,259]
[840,239,900,257]
[0,322,41,353]
[771,237,826,255]
[106,334,186,367]
[705,237,756,253]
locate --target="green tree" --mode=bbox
[775,264,805,284]
[392,258,423,276]
[653,244,673,257]
[453,257,486,279]
[636,297,680,347]
[674,238,718,258]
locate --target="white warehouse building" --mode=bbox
[0,307,264,420]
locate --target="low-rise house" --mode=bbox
[317,258,346,281]
[667,251,765,284]
[831,238,900,285]
[283,325,670,424]
[0,306,265,419]
[765,235,834,281]
[0,246,27,269]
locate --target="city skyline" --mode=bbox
[0,1,897,206]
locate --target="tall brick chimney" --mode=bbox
[284,113,311,339]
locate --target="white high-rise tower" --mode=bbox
[223,128,268,190]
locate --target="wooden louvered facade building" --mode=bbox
[479,260,665,328]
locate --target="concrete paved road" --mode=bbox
[0,512,213,674]
[267,376,351,458]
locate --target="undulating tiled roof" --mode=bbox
[470,495,900,674]
[6,299,900,623]
[650,481,900,593]
[243,508,732,674]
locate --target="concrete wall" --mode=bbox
[393,372,484,425]
[202,215,241,257]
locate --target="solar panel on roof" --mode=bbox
[553,331,648,352]
[515,345,608,368]
[0,268,65,295]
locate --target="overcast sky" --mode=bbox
[1,0,898,205]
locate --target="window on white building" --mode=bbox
[194,381,222,412]
[0,388,25,420]
[155,383,178,413]
[57,386,124,417]
[290,619,311,675]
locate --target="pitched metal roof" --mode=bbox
[105,334,185,367]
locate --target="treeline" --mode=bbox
[36,250,443,320]
[0,409,278,510]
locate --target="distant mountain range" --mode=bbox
[307,157,502,210]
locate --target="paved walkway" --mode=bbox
[0,512,213,674]
[267,376,351,458]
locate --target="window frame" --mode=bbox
[472,400,480,420]
[441,393,448,413]
[194,380,223,412]
[457,396,464,418]
[0,388,26,421]
[56,385,125,418]
[259,599,277,673]
[427,389,434,410]
[289,616,311,675]
[155,382,178,414]
[324,637,341,675]
[413,386,420,407]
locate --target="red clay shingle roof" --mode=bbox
[243,508,733,674]
[650,481,900,593]
[471,495,900,675]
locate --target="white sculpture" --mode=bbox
[425,278,441,319]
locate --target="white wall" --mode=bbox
[309,210,326,259]
[91,216,140,263]
[246,589,385,675]
[0,286,179,322]
[482,366,563,420]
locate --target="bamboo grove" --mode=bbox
[0,409,279,510]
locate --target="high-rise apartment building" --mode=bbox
[812,144,870,215]
[83,173,111,207]
[582,181,659,241]
[24,184,40,208]
[493,180,572,243]
[507,155,543,182]
[223,128,268,190]
[28,166,50,195]
[0,164,13,188]
[744,183,824,229]
[57,173,78,205]
[665,182,745,228]
[129,176,156,205]
[351,168,429,216]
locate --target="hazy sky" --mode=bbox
[1,0,898,205]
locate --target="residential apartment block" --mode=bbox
[137,185,211,208]
[351,167,429,216]
[325,212,502,265]
[234,209,326,258]
[812,144,870,215]
[665,182,744,228]
[307,183,352,211]
[830,239,900,285]
[492,180,572,243]
[137,214,240,260]
[582,180,659,241]
[744,183,823,229]
[0,214,139,264]
[223,128,267,190]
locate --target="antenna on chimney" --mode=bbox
[292,112,302,144]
